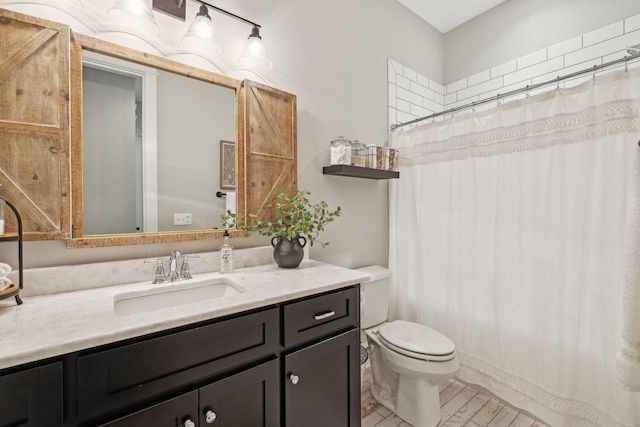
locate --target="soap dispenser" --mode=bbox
[220,230,233,273]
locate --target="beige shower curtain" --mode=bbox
[389,67,640,426]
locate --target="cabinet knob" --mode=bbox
[205,409,217,424]
[288,372,300,385]
[184,418,196,427]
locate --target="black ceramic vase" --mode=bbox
[271,236,307,268]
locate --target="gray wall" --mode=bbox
[444,0,640,83]
[262,0,442,268]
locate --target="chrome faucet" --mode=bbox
[144,258,166,284]
[168,250,182,281]
[145,251,200,284]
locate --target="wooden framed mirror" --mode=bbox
[68,34,246,247]
[0,8,297,247]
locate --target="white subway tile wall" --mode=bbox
[503,56,564,86]
[583,22,624,47]
[490,60,517,79]
[467,69,491,87]
[547,36,582,59]
[388,13,640,129]
[516,48,548,69]
[446,78,468,94]
[627,13,640,32]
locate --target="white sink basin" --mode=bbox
[114,278,245,316]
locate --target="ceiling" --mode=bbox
[398,0,507,33]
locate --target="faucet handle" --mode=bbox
[144,258,166,284]
[180,254,200,280]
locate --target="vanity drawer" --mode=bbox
[283,286,359,347]
[77,307,279,425]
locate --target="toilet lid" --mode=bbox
[378,320,455,361]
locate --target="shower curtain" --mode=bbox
[389,68,640,426]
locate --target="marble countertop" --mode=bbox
[0,259,368,371]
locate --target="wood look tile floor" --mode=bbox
[361,367,550,427]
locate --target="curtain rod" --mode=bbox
[390,51,640,131]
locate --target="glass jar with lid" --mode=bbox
[350,140,366,167]
[330,136,351,165]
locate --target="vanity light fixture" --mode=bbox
[238,26,272,72]
[182,3,223,55]
[152,0,272,72]
[109,0,160,36]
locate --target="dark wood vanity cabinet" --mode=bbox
[76,308,279,425]
[282,286,361,427]
[197,358,280,426]
[101,359,280,427]
[0,286,360,427]
[99,390,198,427]
[0,361,63,427]
[284,329,360,427]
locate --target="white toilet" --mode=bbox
[358,265,459,427]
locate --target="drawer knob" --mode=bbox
[314,310,336,320]
[184,418,196,427]
[288,372,300,385]
[205,410,217,424]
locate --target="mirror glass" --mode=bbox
[81,50,236,235]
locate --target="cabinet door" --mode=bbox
[238,80,297,222]
[284,329,360,427]
[99,390,198,427]
[199,359,280,427]
[0,9,71,240]
[0,362,63,427]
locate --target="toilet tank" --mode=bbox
[356,265,392,329]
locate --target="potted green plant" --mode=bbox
[221,189,341,268]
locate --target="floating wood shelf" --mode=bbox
[322,165,399,180]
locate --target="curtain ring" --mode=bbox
[525,85,530,98]
[625,56,629,72]
[592,65,597,80]
[556,76,560,90]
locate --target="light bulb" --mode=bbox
[238,26,272,72]
[108,0,159,36]
[182,4,223,56]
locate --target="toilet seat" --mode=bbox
[377,320,456,362]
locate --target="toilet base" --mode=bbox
[370,375,442,427]
[365,326,458,427]
[397,375,441,427]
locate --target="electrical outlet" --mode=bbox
[173,213,192,225]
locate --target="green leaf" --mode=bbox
[219,189,341,247]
